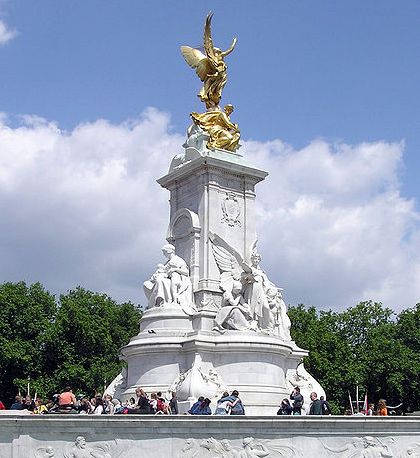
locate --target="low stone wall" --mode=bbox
[0,414,419,457]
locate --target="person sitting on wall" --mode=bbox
[133,388,152,414]
[58,386,77,411]
[33,398,48,414]
[155,391,169,414]
[277,398,293,415]
[214,391,237,415]
[20,395,35,412]
[188,396,204,414]
[194,398,212,415]
[10,395,24,410]
[229,390,245,415]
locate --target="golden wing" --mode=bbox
[204,12,217,63]
[180,46,213,81]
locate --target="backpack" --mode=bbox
[322,401,331,415]
[156,398,166,412]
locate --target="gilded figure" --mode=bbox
[181,13,241,152]
[191,104,240,152]
[181,12,236,110]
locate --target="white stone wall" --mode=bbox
[1,414,419,457]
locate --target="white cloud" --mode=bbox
[0,109,419,310]
[0,20,17,45]
[244,138,420,310]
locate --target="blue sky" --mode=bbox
[1,1,420,310]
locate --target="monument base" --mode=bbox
[115,322,322,415]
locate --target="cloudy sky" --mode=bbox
[1,1,419,311]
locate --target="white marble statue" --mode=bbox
[143,244,195,314]
[240,438,270,458]
[34,446,55,458]
[209,232,291,337]
[241,250,278,334]
[213,280,256,332]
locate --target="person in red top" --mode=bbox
[58,386,76,409]
[0,399,5,410]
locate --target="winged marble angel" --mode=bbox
[209,232,291,339]
[181,13,240,152]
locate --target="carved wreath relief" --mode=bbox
[221,192,241,227]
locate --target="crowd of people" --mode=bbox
[0,387,180,415]
[282,387,390,416]
[0,385,390,416]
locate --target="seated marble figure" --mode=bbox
[143,244,194,314]
[210,232,291,338]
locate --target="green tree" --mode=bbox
[394,304,420,411]
[0,282,141,406]
[44,287,141,397]
[0,282,57,405]
[289,301,420,413]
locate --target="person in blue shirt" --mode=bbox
[188,396,204,414]
[194,398,212,415]
[10,395,24,410]
[229,390,245,415]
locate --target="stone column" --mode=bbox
[158,148,268,312]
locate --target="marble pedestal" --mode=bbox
[120,308,309,414]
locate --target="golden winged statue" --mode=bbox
[180,13,240,152]
[181,12,237,110]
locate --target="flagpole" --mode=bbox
[356,384,359,413]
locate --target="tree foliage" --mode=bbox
[289,301,420,413]
[0,282,141,406]
[1,281,419,413]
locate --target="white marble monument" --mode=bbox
[106,124,325,414]
[106,12,325,415]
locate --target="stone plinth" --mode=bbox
[1,414,420,457]
[122,327,308,415]
[158,147,268,309]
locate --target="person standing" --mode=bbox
[366,403,375,416]
[309,392,323,415]
[169,392,178,415]
[290,387,304,415]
